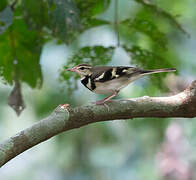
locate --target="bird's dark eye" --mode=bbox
[79,67,85,70]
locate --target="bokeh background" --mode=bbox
[0,0,196,179]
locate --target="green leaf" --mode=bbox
[0,6,13,34]
[75,0,110,18]
[134,0,189,36]
[75,0,110,30]
[21,0,49,31]
[21,0,111,43]
[67,46,114,66]
[124,45,170,68]
[47,0,80,43]
[0,19,43,88]
[124,45,176,89]
[0,0,7,11]
[122,18,168,49]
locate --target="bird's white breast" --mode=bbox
[93,76,139,94]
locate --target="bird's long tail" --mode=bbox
[141,68,176,75]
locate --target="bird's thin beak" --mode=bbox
[66,67,75,72]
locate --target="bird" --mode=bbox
[66,64,176,105]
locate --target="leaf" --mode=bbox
[0,0,7,11]
[47,0,80,43]
[67,46,114,66]
[21,0,49,31]
[134,0,189,36]
[59,46,114,92]
[123,45,176,89]
[122,18,168,49]
[0,6,13,34]
[124,45,168,68]
[21,0,111,43]
[75,0,110,17]
[8,80,25,116]
[75,0,110,30]
[0,19,43,88]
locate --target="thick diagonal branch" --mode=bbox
[0,80,196,167]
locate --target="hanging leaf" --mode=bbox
[8,80,25,116]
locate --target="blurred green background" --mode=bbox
[0,0,196,179]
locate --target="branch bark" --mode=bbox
[1,80,196,167]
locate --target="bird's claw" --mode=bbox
[92,101,110,111]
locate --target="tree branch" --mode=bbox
[1,80,196,167]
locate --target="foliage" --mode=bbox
[122,18,168,49]
[0,0,188,113]
[134,0,189,36]
[0,0,195,179]
[0,0,185,87]
[0,19,43,87]
[75,0,110,29]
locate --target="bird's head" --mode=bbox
[66,64,92,77]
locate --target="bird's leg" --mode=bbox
[93,90,120,105]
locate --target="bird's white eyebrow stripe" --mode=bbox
[79,66,91,69]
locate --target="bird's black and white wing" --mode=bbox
[92,66,141,83]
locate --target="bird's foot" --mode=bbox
[91,91,119,111]
[92,100,106,105]
[92,100,110,111]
